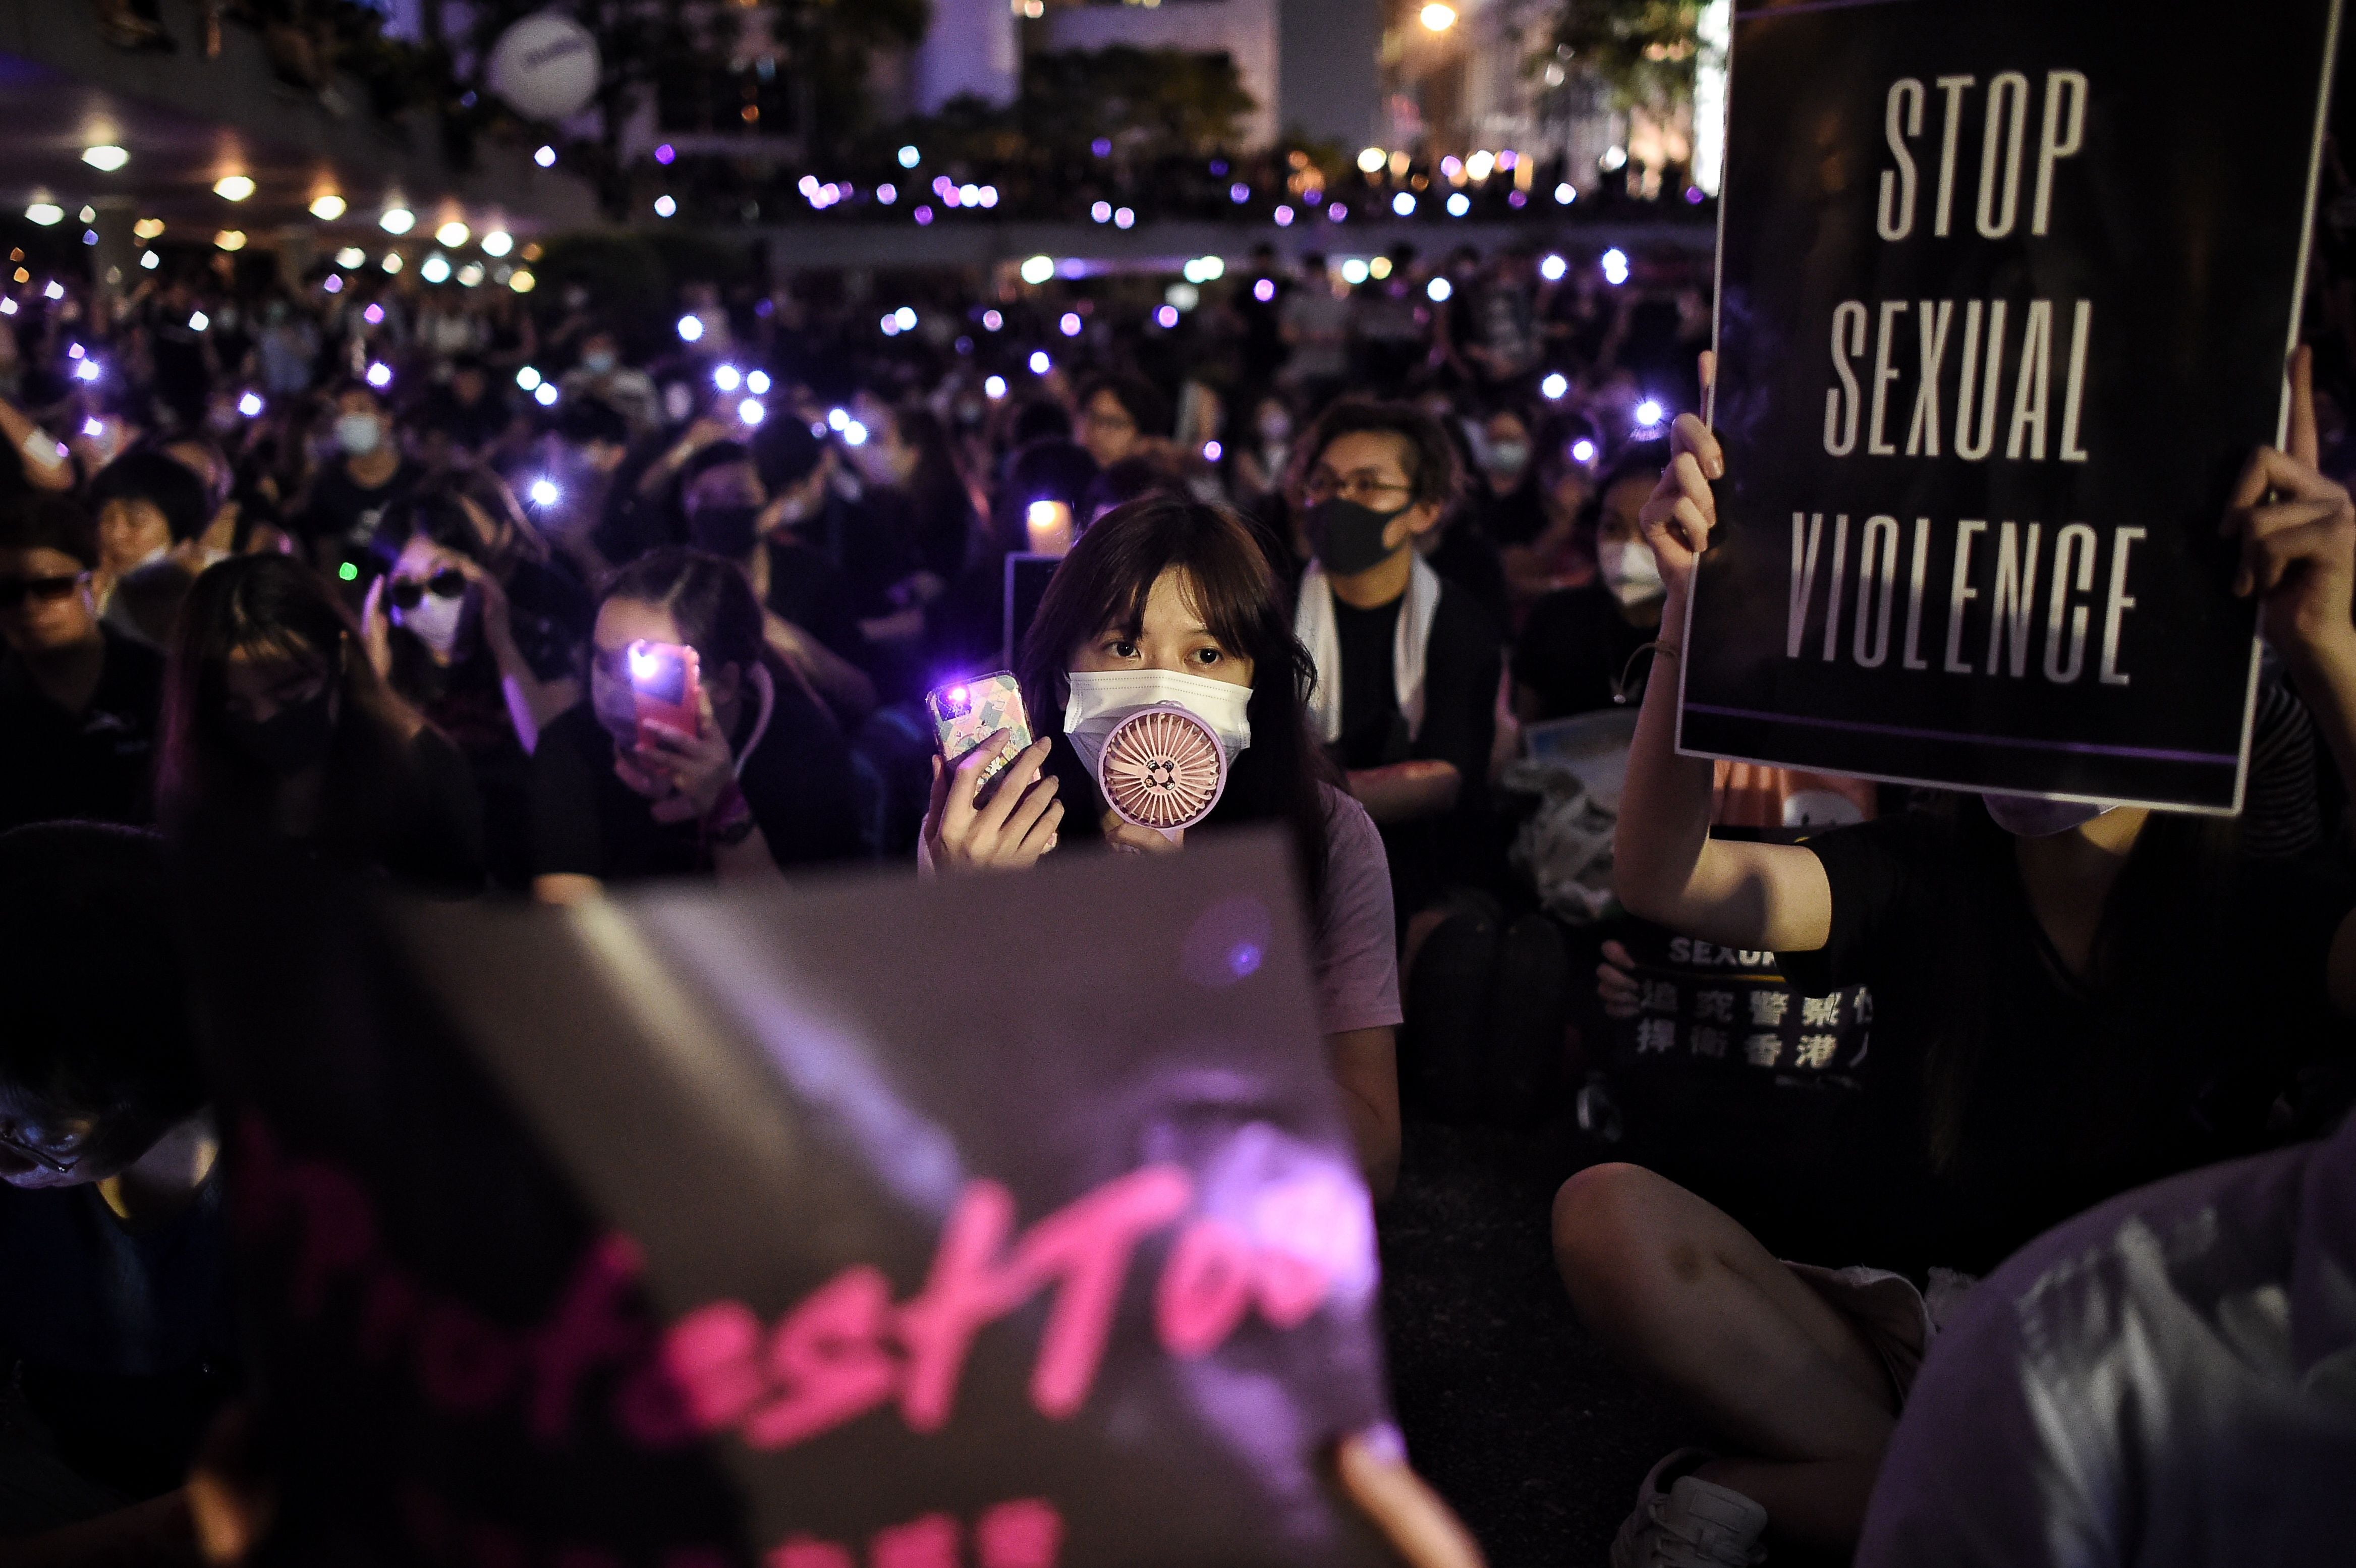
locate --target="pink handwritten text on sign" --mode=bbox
[232,1117,1352,1455]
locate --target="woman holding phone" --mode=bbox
[529,547,861,901]
[922,496,1405,1198]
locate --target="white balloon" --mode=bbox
[488,14,601,123]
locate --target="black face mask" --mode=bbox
[229,689,338,778]
[1304,498,1407,577]
[689,503,763,561]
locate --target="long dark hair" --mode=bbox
[1017,496,1337,908]
[599,546,765,675]
[156,555,428,857]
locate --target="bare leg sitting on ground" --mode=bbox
[1552,1162,1896,1553]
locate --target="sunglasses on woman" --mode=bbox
[0,573,89,611]
[387,568,467,612]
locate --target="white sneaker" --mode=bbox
[1609,1448,1768,1568]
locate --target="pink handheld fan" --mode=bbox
[1096,703,1229,837]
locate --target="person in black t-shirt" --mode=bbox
[530,548,862,898]
[0,493,162,833]
[1512,440,1671,720]
[1554,352,2356,1563]
[0,823,235,1555]
[294,382,419,579]
[157,556,483,893]
[1288,401,1502,924]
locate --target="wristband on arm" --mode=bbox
[705,778,757,848]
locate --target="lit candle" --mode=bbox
[1027,499,1073,557]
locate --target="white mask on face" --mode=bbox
[396,583,473,658]
[1598,539,1665,606]
[336,413,382,456]
[1980,793,2116,838]
[1063,668,1253,778]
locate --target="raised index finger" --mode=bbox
[2289,345,2319,471]
[1669,412,1723,480]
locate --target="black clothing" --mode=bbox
[1513,582,1662,719]
[0,626,163,831]
[1424,526,1510,634]
[1325,579,1503,916]
[298,460,420,557]
[1776,807,2351,1276]
[762,537,865,666]
[530,662,863,882]
[0,1176,237,1502]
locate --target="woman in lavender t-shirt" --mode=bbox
[921,496,1404,1199]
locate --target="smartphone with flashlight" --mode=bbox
[626,640,701,752]
[925,671,1032,800]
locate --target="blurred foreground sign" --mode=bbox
[191,834,1391,1567]
[1681,0,2342,810]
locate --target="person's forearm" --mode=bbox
[486,632,578,753]
[0,1490,198,1567]
[1347,760,1460,823]
[1613,596,1719,923]
[1326,1027,1400,1203]
[2285,627,2356,806]
[765,621,877,721]
[0,400,71,493]
[712,826,787,885]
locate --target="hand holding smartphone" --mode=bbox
[925,671,1032,802]
[626,640,702,753]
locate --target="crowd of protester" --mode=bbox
[1,212,2353,1567]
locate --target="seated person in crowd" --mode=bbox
[88,447,215,649]
[1512,440,1672,721]
[556,324,661,436]
[534,398,633,582]
[1556,353,2356,1566]
[158,555,484,893]
[0,823,235,1561]
[1287,400,1502,926]
[366,472,589,889]
[530,547,863,899]
[294,381,419,578]
[1857,1087,2356,1568]
[1074,372,1174,473]
[413,354,518,469]
[0,492,163,832]
[681,433,878,726]
[924,496,1404,1199]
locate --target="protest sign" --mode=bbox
[186,833,1392,1567]
[1680,0,2342,810]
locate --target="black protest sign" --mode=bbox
[1680,0,2341,809]
[187,833,1392,1568]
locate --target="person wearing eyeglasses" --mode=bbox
[0,823,235,1561]
[0,492,165,834]
[1285,401,1503,933]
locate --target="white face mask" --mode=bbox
[1063,668,1254,779]
[1980,793,2116,838]
[395,583,473,658]
[1598,539,1664,606]
[336,413,382,456]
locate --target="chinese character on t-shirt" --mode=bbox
[1749,991,1791,1028]
[1637,1018,1678,1054]
[1744,1033,1784,1067]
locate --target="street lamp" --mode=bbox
[1420,3,1457,31]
